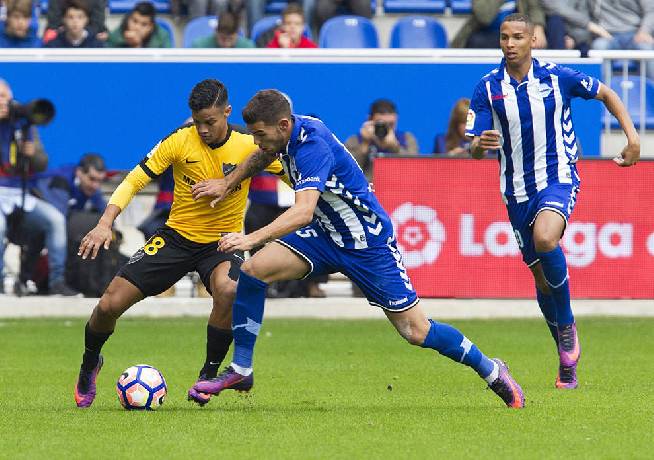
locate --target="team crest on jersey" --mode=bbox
[539,83,553,97]
[222,163,237,176]
[465,109,476,131]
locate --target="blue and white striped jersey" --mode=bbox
[466,58,600,204]
[280,115,393,249]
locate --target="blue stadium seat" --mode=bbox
[183,15,218,47]
[265,1,287,14]
[250,15,313,42]
[39,0,48,14]
[449,0,471,14]
[389,16,447,48]
[156,18,175,46]
[319,15,379,48]
[383,0,445,14]
[609,76,654,129]
[109,0,171,14]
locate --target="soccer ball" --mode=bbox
[116,364,167,410]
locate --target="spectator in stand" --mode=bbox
[0,0,40,48]
[108,1,172,48]
[433,98,472,156]
[0,79,78,296]
[312,0,371,36]
[345,98,419,181]
[266,3,317,48]
[44,0,107,43]
[452,0,547,49]
[589,0,654,79]
[191,11,254,48]
[137,166,173,240]
[44,0,105,48]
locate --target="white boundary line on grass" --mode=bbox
[0,296,652,319]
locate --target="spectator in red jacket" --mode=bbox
[266,3,317,48]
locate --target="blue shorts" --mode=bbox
[276,223,419,311]
[506,183,579,267]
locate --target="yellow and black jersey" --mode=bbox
[109,124,286,243]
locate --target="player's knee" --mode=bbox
[395,319,428,346]
[96,293,122,321]
[533,233,558,253]
[240,259,266,282]
[212,278,237,302]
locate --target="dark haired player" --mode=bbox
[467,14,639,389]
[191,89,526,409]
[73,79,287,408]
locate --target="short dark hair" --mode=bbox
[63,0,89,16]
[501,13,534,33]
[132,1,156,19]
[7,0,32,17]
[242,90,291,125]
[369,98,397,116]
[78,153,106,173]
[217,11,239,35]
[281,2,304,21]
[188,79,229,111]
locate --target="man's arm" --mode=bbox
[595,83,640,166]
[191,149,278,206]
[218,189,320,253]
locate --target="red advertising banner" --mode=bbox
[374,158,654,299]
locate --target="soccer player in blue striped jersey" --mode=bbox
[467,13,640,389]
[189,89,526,408]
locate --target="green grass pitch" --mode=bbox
[0,317,652,459]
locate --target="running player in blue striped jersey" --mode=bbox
[189,89,525,408]
[467,13,640,389]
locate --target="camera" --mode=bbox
[373,121,389,139]
[8,99,55,125]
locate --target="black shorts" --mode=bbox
[117,226,243,297]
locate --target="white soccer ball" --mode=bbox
[116,364,167,410]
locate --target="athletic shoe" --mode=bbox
[556,364,578,389]
[187,374,212,406]
[192,366,253,395]
[74,355,103,408]
[488,358,525,409]
[556,323,580,389]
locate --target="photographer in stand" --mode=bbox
[0,79,78,296]
[345,98,419,180]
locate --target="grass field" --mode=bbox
[0,316,652,459]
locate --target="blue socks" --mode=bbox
[231,270,268,371]
[536,288,559,345]
[537,246,574,327]
[421,319,496,381]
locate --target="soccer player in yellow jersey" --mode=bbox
[73,79,286,408]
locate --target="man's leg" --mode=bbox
[533,210,579,389]
[193,242,310,395]
[385,304,524,408]
[23,198,73,295]
[75,276,144,407]
[530,263,559,345]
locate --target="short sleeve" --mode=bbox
[292,138,333,193]
[557,66,600,100]
[465,80,493,137]
[139,134,178,178]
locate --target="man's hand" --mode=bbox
[359,120,375,142]
[587,21,613,40]
[634,30,654,45]
[218,232,255,253]
[191,178,230,207]
[479,130,502,150]
[78,223,113,259]
[613,141,640,167]
[21,141,35,157]
[124,30,143,47]
[534,25,548,49]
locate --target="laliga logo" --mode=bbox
[391,203,446,268]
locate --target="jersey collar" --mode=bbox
[495,57,537,84]
[207,125,233,150]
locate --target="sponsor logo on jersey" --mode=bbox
[297,176,320,186]
[544,200,564,207]
[539,83,553,97]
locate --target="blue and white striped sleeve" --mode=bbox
[558,66,600,100]
[465,80,493,137]
[292,137,334,193]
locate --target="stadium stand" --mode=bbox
[383,0,445,14]
[389,16,447,48]
[319,15,379,48]
[449,0,471,14]
[109,0,171,14]
[156,17,176,46]
[182,15,218,47]
[609,76,654,130]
